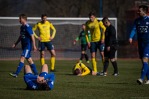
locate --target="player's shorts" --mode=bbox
[138,42,149,58]
[81,44,88,51]
[21,49,31,59]
[90,41,105,53]
[104,46,116,59]
[39,41,54,51]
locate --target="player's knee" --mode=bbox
[142,57,148,62]
[110,58,116,62]
[40,53,45,58]
[20,56,25,62]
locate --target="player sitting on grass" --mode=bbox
[72,62,99,76]
[24,64,55,90]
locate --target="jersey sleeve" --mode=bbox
[24,74,38,89]
[80,63,90,76]
[45,73,55,90]
[50,23,56,39]
[99,21,106,40]
[26,25,34,35]
[129,21,137,39]
[85,22,90,43]
[32,23,39,38]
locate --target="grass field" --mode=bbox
[0,59,149,99]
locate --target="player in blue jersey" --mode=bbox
[24,64,55,90]
[129,5,149,84]
[9,14,38,77]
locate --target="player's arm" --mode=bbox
[45,73,55,90]
[24,75,38,89]
[12,35,21,48]
[99,21,106,43]
[27,26,37,51]
[85,23,91,47]
[79,64,90,76]
[129,23,136,44]
[50,23,56,40]
[74,32,81,45]
[32,23,41,41]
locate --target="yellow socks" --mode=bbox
[50,57,55,70]
[41,57,45,65]
[92,58,97,72]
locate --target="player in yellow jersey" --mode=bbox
[33,14,56,72]
[85,11,106,72]
[72,63,98,76]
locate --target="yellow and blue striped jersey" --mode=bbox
[73,63,91,76]
[85,18,106,42]
[33,21,56,42]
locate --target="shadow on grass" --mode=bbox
[106,82,129,85]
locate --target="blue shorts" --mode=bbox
[39,41,54,51]
[90,41,105,53]
[21,49,31,58]
[138,42,149,58]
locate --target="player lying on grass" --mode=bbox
[72,62,99,76]
[24,64,55,90]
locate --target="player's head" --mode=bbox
[102,17,110,27]
[41,14,47,23]
[82,24,85,30]
[73,68,82,75]
[89,11,96,22]
[19,14,27,24]
[38,82,50,90]
[138,5,148,17]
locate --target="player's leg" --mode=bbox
[27,57,38,75]
[9,50,26,77]
[99,42,105,64]
[137,43,149,84]
[39,42,46,65]
[24,65,33,74]
[46,42,56,71]
[84,44,89,63]
[110,46,118,76]
[80,44,85,63]
[90,42,97,72]
[49,49,56,71]
[41,64,48,73]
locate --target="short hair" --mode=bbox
[73,69,81,75]
[139,5,148,13]
[19,14,27,20]
[38,83,50,90]
[89,11,96,17]
[41,14,47,18]
[102,17,110,22]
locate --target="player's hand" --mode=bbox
[73,40,76,45]
[37,76,45,83]
[38,37,41,41]
[87,42,91,48]
[129,38,133,44]
[107,46,110,51]
[77,74,82,76]
[33,46,37,52]
[50,37,53,41]
[101,39,104,43]
[12,43,16,48]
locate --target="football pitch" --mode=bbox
[0,59,149,99]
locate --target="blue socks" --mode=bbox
[141,62,149,80]
[30,64,38,75]
[15,62,24,75]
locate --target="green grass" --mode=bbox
[0,59,149,99]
